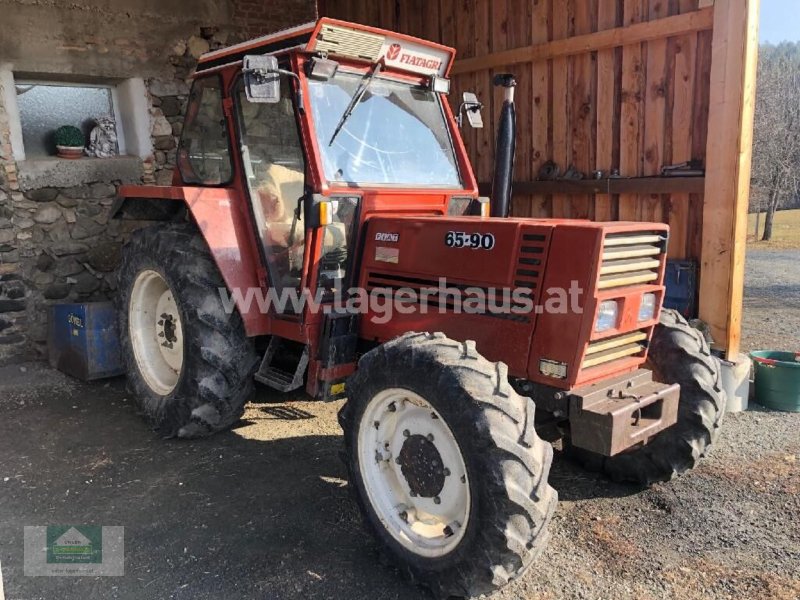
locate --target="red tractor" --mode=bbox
[112,19,725,598]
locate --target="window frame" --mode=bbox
[13,78,125,159]
[306,69,464,190]
[177,74,235,188]
[230,70,311,307]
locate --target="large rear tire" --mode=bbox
[568,309,726,484]
[340,332,557,598]
[118,223,258,438]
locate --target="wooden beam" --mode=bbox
[595,0,621,222]
[452,7,714,75]
[479,176,707,196]
[698,0,760,358]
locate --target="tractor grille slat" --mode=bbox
[603,234,663,247]
[600,257,661,275]
[583,332,647,369]
[602,244,661,261]
[599,232,664,291]
[584,332,648,356]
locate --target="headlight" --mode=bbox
[595,300,619,332]
[639,293,658,322]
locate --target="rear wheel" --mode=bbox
[340,332,557,598]
[118,223,258,438]
[568,309,726,484]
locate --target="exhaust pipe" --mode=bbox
[490,74,517,218]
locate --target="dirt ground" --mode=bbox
[1,250,799,600]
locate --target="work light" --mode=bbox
[595,300,619,333]
[638,293,658,322]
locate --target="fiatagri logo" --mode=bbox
[385,43,443,71]
[387,43,402,61]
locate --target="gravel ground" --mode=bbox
[0,249,798,600]
[741,249,800,352]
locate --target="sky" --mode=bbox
[760,0,800,44]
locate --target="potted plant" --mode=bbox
[54,125,85,159]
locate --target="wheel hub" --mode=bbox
[398,434,446,499]
[158,313,179,348]
[129,270,184,396]
[357,389,471,558]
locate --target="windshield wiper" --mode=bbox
[328,62,383,147]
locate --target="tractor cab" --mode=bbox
[182,20,478,317]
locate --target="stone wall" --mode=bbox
[0,0,317,364]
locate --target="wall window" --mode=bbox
[177,77,233,186]
[16,82,119,158]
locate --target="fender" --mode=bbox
[115,184,269,336]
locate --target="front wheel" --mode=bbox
[340,332,557,598]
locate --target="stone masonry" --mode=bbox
[0,0,317,364]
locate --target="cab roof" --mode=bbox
[195,18,456,78]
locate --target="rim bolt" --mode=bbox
[399,511,408,522]
[433,496,441,505]
[388,402,397,412]
[443,467,451,477]
[374,421,380,429]
[427,433,435,442]
[431,412,439,420]
[443,525,453,537]
[461,475,466,484]
[403,429,410,438]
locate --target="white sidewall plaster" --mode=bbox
[0,66,26,161]
[115,78,153,158]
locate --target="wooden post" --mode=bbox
[698,0,760,358]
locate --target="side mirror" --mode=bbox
[243,55,281,104]
[307,57,340,81]
[459,92,484,129]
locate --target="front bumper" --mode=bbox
[568,369,680,456]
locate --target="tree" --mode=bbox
[751,43,800,241]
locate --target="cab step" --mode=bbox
[255,337,309,392]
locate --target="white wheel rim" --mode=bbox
[129,270,184,396]
[357,388,471,558]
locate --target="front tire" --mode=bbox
[568,309,727,484]
[340,332,557,598]
[118,223,258,438]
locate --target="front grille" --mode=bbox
[514,232,548,300]
[583,331,648,369]
[599,233,664,290]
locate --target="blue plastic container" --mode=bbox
[48,302,124,381]
[663,260,697,318]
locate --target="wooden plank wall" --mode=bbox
[321,0,713,262]
[318,0,759,356]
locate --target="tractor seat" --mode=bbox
[257,164,305,248]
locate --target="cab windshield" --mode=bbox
[308,70,462,188]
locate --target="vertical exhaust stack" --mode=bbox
[490,74,517,218]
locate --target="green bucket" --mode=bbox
[750,351,800,412]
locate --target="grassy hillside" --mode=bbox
[748,208,800,248]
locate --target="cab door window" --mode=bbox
[234,78,306,305]
[178,76,233,185]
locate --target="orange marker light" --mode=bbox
[319,200,333,226]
